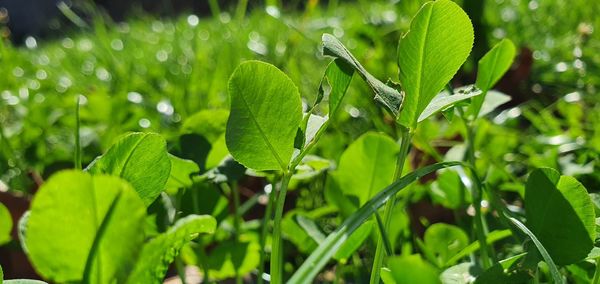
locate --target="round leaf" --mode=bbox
[226,60,302,171]
[423,223,469,267]
[328,132,399,207]
[397,0,474,128]
[25,170,146,283]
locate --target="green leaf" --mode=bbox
[126,215,216,284]
[87,132,171,206]
[207,238,261,280]
[445,230,512,266]
[397,0,474,128]
[333,221,373,262]
[329,132,399,206]
[418,85,482,123]
[423,223,469,267]
[469,39,516,118]
[475,90,511,118]
[282,210,317,253]
[296,215,326,243]
[165,154,200,194]
[25,170,146,283]
[507,216,564,284]
[387,255,441,284]
[226,60,302,171]
[181,109,229,143]
[430,170,466,210]
[304,114,328,146]
[0,202,12,246]
[205,134,229,170]
[525,168,595,265]
[289,161,462,283]
[322,34,403,115]
[320,59,354,116]
[17,211,29,254]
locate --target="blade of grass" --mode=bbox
[288,161,462,283]
[507,216,564,284]
[82,191,123,284]
[374,212,393,256]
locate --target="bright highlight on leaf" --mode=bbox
[226,60,302,171]
[397,0,474,129]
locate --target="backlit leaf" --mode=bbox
[397,0,474,128]
[25,170,146,283]
[470,39,516,118]
[328,132,399,207]
[226,60,302,171]
[418,85,482,123]
[387,255,441,284]
[87,132,171,206]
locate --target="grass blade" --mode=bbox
[288,161,462,283]
[507,216,564,284]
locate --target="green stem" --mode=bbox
[270,172,293,284]
[235,0,249,22]
[175,256,186,283]
[220,182,243,282]
[449,82,493,269]
[208,0,221,20]
[594,258,600,284]
[195,241,211,283]
[74,96,82,170]
[258,182,277,284]
[370,127,411,284]
[463,119,492,269]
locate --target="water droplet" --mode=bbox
[25,36,37,49]
[139,118,151,128]
[187,15,199,27]
[127,92,143,104]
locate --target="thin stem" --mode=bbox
[220,182,243,282]
[175,256,186,284]
[258,182,277,284]
[194,241,211,283]
[235,0,249,22]
[370,127,411,284]
[208,0,221,20]
[462,116,492,269]
[593,258,600,284]
[270,172,293,284]
[74,95,82,170]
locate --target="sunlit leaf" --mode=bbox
[397,0,474,128]
[226,60,302,171]
[87,132,171,206]
[25,170,146,283]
